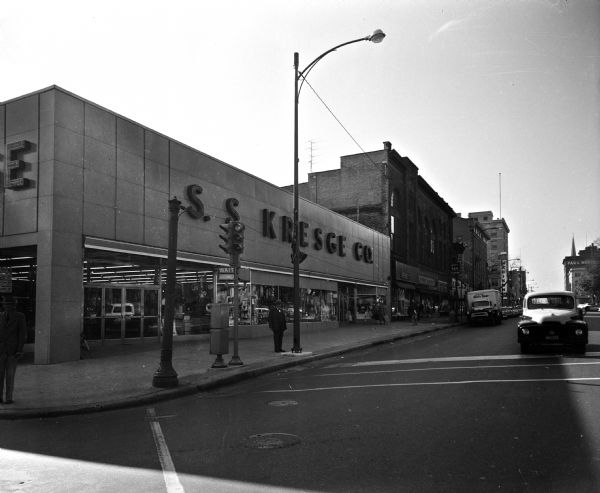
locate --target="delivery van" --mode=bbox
[465,289,502,325]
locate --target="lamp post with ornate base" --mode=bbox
[152,197,182,388]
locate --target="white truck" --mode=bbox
[465,289,502,325]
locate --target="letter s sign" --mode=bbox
[185,184,211,221]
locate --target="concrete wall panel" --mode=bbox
[85,104,115,146]
[145,159,169,193]
[83,202,115,239]
[5,95,38,137]
[55,90,84,134]
[84,136,116,176]
[116,209,144,244]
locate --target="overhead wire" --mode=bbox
[300,76,381,168]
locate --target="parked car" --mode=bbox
[518,291,587,354]
[579,303,599,313]
[105,303,135,318]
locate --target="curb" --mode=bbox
[0,323,460,419]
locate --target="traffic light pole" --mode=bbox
[229,253,243,366]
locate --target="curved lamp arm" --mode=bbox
[297,29,385,96]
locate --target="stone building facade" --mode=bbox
[0,86,390,364]
[468,211,510,297]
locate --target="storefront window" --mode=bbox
[83,249,346,341]
[244,284,338,324]
[0,246,37,344]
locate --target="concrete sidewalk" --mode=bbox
[0,318,462,419]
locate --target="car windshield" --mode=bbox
[527,296,574,310]
[473,301,490,307]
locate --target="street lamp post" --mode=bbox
[153,197,183,388]
[292,29,385,353]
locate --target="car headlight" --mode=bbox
[575,328,584,336]
[521,327,530,335]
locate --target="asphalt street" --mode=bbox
[2,313,600,493]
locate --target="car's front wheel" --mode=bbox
[573,344,586,355]
[520,343,530,354]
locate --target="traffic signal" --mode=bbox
[231,221,245,254]
[219,221,233,255]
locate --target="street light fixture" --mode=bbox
[291,29,386,353]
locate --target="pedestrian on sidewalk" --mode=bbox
[0,296,27,404]
[268,300,287,352]
[409,301,418,325]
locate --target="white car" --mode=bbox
[105,303,135,318]
[518,291,587,354]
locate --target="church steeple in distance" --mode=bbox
[571,236,577,257]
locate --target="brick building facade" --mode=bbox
[291,141,456,318]
[452,215,489,293]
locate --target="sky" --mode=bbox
[1,0,598,291]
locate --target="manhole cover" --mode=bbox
[245,433,301,449]
[268,400,298,407]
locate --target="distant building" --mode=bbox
[452,215,489,292]
[468,211,510,297]
[508,268,527,304]
[288,141,456,318]
[563,238,600,303]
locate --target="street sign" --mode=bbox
[218,267,235,281]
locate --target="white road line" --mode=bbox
[146,407,185,493]
[342,354,561,367]
[317,360,600,377]
[261,377,600,393]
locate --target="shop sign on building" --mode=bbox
[419,275,436,287]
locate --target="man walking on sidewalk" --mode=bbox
[0,296,27,404]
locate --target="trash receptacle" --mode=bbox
[210,328,229,355]
[210,303,230,329]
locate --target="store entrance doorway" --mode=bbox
[83,285,160,342]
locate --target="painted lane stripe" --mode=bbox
[317,361,600,377]
[342,354,562,367]
[146,407,185,493]
[261,377,600,393]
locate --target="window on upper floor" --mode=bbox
[390,189,398,209]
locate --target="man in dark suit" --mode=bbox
[268,300,287,352]
[0,296,27,404]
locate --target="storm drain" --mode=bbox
[268,400,298,407]
[245,433,301,449]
